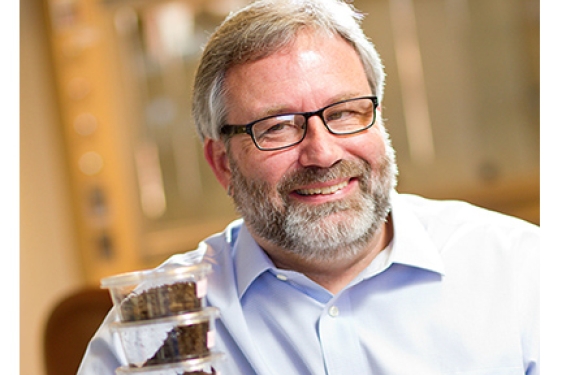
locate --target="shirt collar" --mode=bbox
[233,191,445,299]
[385,190,445,275]
[234,224,275,299]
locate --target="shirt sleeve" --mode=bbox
[77,307,126,375]
[514,224,540,375]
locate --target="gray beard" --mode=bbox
[228,135,398,263]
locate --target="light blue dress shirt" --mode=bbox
[77,192,539,375]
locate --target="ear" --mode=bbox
[203,138,231,191]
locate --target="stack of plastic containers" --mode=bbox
[101,262,224,375]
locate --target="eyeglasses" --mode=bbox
[220,96,378,151]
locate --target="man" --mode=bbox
[78,0,539,374]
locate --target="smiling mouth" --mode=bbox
[295,180,349,196]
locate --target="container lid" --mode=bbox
[115,352,225,374]
[101,263,212,289]
[109,307,220,330]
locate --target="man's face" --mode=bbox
[207,31,397,263]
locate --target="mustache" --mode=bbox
[277,160,371,195]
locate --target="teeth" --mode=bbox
[296,181,349,195]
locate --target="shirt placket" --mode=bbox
[318,291,370,375]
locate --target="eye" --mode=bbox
[265,121,290,133]
[254,115,302,139]
[326,110,355,122]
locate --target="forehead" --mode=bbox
[223,31,370,122]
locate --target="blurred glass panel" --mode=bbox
[358,0,539,223]
[106,0,247,259]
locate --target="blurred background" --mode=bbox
[21,0,539,374]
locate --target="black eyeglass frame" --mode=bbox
[219,95,378,151]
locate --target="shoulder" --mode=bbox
[394,192,539,255]
[201,218,244,262]
[160,218,244,267]
[396,192,538,232]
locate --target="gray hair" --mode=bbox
[192,0,386,141]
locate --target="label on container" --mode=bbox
[196,278,208,298]
[207,329,216,348]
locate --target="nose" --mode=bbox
[297,115,343,168]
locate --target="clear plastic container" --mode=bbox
[111,307,220,368]
[101,263,212,322]
[115,353,225,375]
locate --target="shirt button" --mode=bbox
[276,273,288,281]
[328,305,339,317]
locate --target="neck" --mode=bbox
[260,215,393,294]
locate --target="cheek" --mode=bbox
[230,140,293,186]
[345,127,388,161]
[245,158,292,187]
